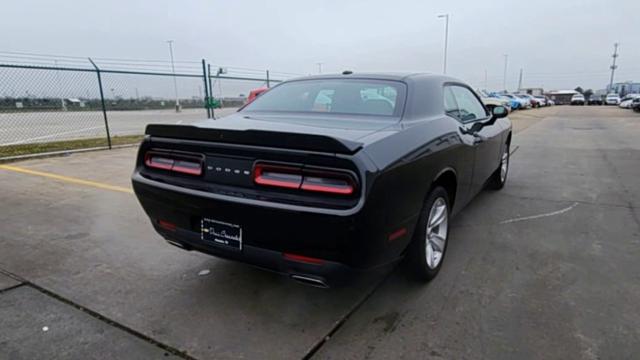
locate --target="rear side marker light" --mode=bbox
[253,163,356,196]
[145,151,203,176]
[388,227,407,242]
[283,253,325,265]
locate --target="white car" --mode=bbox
[605,93,621,105]
[619,94,640,109]
[571,94,585,105]
[534,95,548,106]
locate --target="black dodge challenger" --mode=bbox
[132,73,511,287]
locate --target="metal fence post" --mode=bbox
[88,58,112,149]
[266,70,270,88]
[201,59,211,119]
[207,64,215,119]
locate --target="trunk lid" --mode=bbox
[145,112,396,154]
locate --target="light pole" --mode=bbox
[166,40,180,112]
[316,62,323,74]
[608,43,619,93]
[502,54,509,91]
[437,14,449,74]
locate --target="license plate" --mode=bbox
[201,218,242,250]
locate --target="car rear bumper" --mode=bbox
[132,172,398,284]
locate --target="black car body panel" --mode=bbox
[132,73,512,285]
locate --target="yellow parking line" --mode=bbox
[0,164,134,194]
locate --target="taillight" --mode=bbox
[253,163,356,196]
[254,164,302,189]
[300,174,355,195]
[144,151,203,176]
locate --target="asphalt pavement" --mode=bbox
[0,106,639,359]
[0,107,239,146]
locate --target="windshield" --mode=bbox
[243,79,405,117]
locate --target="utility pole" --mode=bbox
[438,14,450,74]
[608,43,619,93]
[502,54,509,91]
[517,68,523,91]
[316,62,323,74]
[166,40,180,112]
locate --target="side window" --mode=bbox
[443,86,459,119]
[451,86,488,122]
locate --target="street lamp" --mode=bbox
[503,54,509,91]
[166,40,180,112]
[437,14,450,74]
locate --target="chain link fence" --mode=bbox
[0,59,288,160]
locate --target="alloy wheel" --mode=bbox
[500,148,509,183]
[425,197,448,269]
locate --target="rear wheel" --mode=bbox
[489,143,509,190]
[407,187,450,281]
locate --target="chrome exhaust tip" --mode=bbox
[291,274,329,288]
[166,240,187,249]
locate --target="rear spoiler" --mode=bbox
[145,124,363,155]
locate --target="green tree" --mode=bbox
[574,86,584,94]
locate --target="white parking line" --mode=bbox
[500,202,579,224]
[0,126,105,146]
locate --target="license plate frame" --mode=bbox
[201,218,242,251]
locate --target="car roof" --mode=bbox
[285,72,454,83]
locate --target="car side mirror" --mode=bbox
[492,105,508,119]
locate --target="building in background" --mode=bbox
[545,90,578,105]
[607,81,640,96]
[518,88,545,96]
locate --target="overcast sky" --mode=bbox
[2,0,639,92]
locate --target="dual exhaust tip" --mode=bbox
[166,240,330,288]
[290,274,329,288]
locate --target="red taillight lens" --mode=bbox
[300,175,354,195]
[145,154,174,170]
[144,151,203,176]
[253,163,356,196]
[254,164,302,189]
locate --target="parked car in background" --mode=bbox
[619,94,640,109]
[571,94,585,105]
[478,90,511,112]
[547,98,556,106]
[534,95,548,106]
[632,98,640,113]
[588,96,603,105]
[493,93,521,110]
[246,86,270,105]
[481,96,511,113]
[522,94,541,108]
[605,93,621,105]
[515,94,533,108]
[501,94,525,109]
[132,73,512,286]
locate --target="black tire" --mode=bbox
[406,187,450,281]
[488,142,510,190]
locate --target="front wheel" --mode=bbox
[406,187,450,281]
[489,143,509,190]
